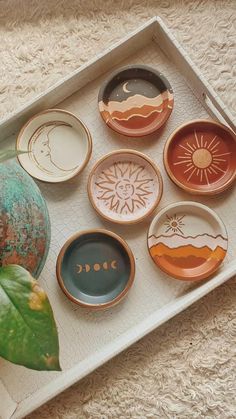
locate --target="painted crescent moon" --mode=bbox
[77,264,83,274]
[111,260,117,270]
[28,122,78,177]
[123,82,131,94]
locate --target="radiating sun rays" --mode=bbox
[173,131,231,184]
[164,214,185,235]
[95,162,154,214]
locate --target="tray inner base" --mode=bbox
[1,40,235,406]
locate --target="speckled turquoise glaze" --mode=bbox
[0,161,50,278]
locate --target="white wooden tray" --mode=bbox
[0,17,236,419]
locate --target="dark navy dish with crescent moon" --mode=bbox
[98,65,174,137]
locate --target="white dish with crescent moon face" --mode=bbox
[17,109,92,183]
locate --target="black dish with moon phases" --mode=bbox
[56,229,135,309]
[98,65,174,137]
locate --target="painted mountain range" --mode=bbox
[99,91,173,130]
[148,233,227,270]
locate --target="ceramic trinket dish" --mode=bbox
[148,201,228,281]
[98,65,174,137]
[17,109,92,183]
[88,149,163,224]
[164,119,236,195]
[56,229,135,309]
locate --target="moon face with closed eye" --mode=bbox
[28,121,79,178]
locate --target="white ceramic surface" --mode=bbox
[88,150,163,224]
[17,109,92,183]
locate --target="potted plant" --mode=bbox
[0,151,60,371]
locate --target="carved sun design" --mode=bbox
[173,131,231,184]
[95,161,154,214]
[164,214,185,235]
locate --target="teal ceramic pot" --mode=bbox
[0,161,50,278]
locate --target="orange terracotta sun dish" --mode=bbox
[164,119,236,195]
[148,201,228,281]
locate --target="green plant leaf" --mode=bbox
[0,150,27,164]
[0,265,61,371]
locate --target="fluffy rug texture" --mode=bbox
[1,0,236,418]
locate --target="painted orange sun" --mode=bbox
[164,214,185,234]
[95,161,154,214]
[173,131,231,184]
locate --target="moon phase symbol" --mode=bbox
[123,82,131,94]
[111,260,117,270]
[77,264,91,274]
[85,264,90,272]
[28,121,79,176]
[103,262,108,270]
[77,260,117,274]
[77,264,83,274]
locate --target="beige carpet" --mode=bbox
[1,1,236,418]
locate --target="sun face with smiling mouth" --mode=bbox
[95,161,154,215]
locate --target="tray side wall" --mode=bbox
[0,380,17,419]
[154,17,236,132]
[0,19,156,143]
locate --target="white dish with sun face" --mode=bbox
[88,149,163,224]
[17,109,92,183]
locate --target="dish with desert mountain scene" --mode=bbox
[98,65,174,137]
[148,201,228,281]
